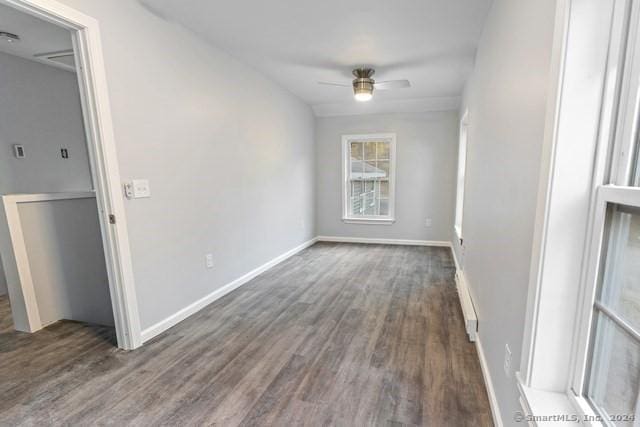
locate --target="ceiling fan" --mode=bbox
[318,68,410,102]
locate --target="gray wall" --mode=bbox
[0,52,92,194]
[451,0,557,423]
[0,52,93,296]
[55,0,316,330]
[316,112,458,242]
[18,197,113,326]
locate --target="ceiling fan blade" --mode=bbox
[374,80,411,90]
[318,81,351,88]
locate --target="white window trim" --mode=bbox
[341,133,396,224]
[454,110,469,242]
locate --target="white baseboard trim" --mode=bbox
[450,243,461,271]
[452,248,501,426]
[317,236,451,247]
[140,237,319,343]
[476,335,504,427]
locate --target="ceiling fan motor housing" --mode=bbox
[352,68,375,97]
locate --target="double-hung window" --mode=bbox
[342,134,396,224]
[571,5,640,423]
[583,196,640,423]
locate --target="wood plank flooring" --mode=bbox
[0,242,493,426]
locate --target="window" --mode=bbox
[585,201,640,423]
[455,111,469,241]
[517,1,640,424]
[342,134,396,224]
[571,7,640,422]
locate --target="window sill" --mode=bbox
[516,373,597,426]
[342,217,395,225]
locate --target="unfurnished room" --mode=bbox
[0,0,639,426]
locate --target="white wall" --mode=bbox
[316,112,458,242]
[451,0,558,423]
[53,0,316,331]
[0,51,93,297]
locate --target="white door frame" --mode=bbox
[0,0,142,349]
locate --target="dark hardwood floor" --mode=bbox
[0,242,493,426]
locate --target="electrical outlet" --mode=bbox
[205,254,214,269]
[425,218,432,227]
[504,344,512,378]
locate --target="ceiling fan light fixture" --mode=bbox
[318,67,409,103]
[354,89,373,102]
[353,77,374,102]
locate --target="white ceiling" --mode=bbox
[141,0,492,116]
[0,3,74,72]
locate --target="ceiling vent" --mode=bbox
[34,50,75,71]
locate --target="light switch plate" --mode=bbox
[124,179,151,199]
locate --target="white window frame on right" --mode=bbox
[341,133,396,225]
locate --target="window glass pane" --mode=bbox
[588,313,640,424]
[379,199,389,216]
[379,181,389,198]
[363,180,375,215]
[598,206,640,332]
[351,160,364,176]
[377,141,390,159]
[363,160,379,179]
[344,137,393,219]
[376,160,390,178]
[350,142,364,178]
[364,142,376,160]
[350,181,363,215]
[350,142,363,160]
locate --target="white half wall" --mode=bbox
[450,0,558,424]
[17,196,113,327]
[52,0,316,332]
[316,112,458,242]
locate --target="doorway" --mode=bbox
[0,0,141,349]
